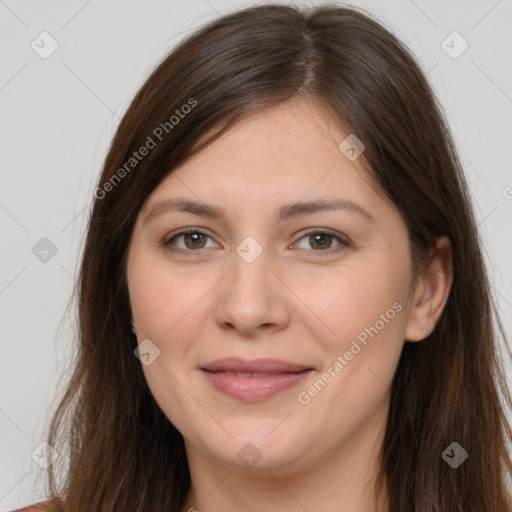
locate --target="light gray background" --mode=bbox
[1,0,511,509]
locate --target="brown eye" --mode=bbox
[182,232,207,249]
[163,228,348,255]
[164,229,216,252]
[309,233,334,250]
[294,230,349,253]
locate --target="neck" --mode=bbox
[181,403,390,512]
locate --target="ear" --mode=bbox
[404,236,453,342]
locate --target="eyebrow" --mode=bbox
[143,197,376,226]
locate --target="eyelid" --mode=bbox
[290,228,350,252]
[164,227,219,250]
[163,227,350,254]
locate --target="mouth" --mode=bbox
[200,358,314,402]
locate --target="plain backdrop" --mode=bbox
[1,0,511,509]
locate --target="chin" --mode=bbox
[195,425,307,471]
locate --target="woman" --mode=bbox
[15,3,512,511]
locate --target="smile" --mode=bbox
[201,368,313,402]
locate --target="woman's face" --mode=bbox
[126,99,418,474]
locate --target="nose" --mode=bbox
[214,248,291,338]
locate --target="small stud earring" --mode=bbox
[421,328,426,334]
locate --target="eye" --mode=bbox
[163,228,350,255]
[164,228,218,252]
[292,229,349,254]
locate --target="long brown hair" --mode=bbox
[42,4,512,511]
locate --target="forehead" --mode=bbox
[141,99,383,214]
[187,99,351,171]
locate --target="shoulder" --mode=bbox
[11,503,49,512]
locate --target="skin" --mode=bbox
[126,98,453,512]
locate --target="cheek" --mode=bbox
[128,253,216,401]
[296,260,409,355]
[291,258,410,421]
[128,257,208,431]
[292,265,407,433]
[128,252,203,341]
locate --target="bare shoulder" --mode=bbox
[11,503,49,512]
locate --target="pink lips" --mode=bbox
[200,357,314,402]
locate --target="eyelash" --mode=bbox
[163,227,350,256]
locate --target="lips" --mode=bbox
[210,371,286,378]
[201,357,313,374]
[200,358,314,402]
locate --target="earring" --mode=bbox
[421,328,427,334]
